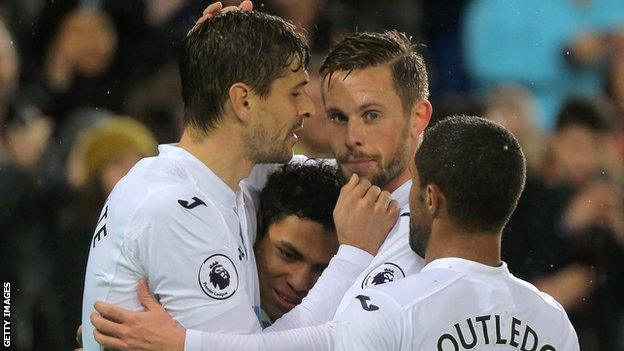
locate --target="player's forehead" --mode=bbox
[270,59,310,90]
[267,216,331,257]
[322,65,399,111]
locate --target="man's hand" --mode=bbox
[91,279,185,351]
[333,174,399,255]
[187,1,253,36]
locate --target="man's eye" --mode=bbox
[329,113,347,123]
[279,248,296,261]
[291,92,301,97]
[364,111,380,121]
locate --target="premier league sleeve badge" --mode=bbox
[198,254,239,300]
[361,263,406,289]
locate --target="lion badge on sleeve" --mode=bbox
[199,254,239,299]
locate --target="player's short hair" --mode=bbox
[555,96,614,133]
[180,11,309,133]
[415,115,526,232]
[319,30,428,112]
[258,162,344,239]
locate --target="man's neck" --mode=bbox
[424,220,502,267]
[179,126,254,191]
[381,168,411,193]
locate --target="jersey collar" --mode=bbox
[158,144,237,209]
[391,179,412,209]
[421,257,509,276]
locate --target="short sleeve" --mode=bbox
[334,291,402,351]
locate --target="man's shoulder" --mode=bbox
[367,268,465,310]
[505,271,569,314]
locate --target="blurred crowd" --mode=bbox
[0,0,622,350]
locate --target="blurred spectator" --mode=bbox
[311,0,422,52]
[0,20,66,350]
[292,56,332,158]
[125,62,184,143]
[463,0,624,130]
[484,84,544,171]
[43,8,122,127]
[53,116,157,346]
[3,98,53,172]
[0,20,19,119]
[505,96,624,351]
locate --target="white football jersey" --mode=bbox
[335,257,580,351]
[333,180,425,318]
[181,180,428,351]
[82,145,262,350]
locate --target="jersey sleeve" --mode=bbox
[334,290,402,351]
[266,245,373,331]
[181,245,373,351]
[184,322,337,351]
[125,186,260,332]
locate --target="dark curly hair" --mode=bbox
[258,161,345,239]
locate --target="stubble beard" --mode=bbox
[341,125,412,188]
[244,122,292,164]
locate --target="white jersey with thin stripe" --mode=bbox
[82,145,262,350]
[333,179,425,318]
[182,179,427,351]
[82,148,373,351]
[335,257,580,351]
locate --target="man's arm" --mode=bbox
[185,291,403,351]
[91,175,398,351]
[333,292,402,351]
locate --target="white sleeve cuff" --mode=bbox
[184,329,202,351]
[334,245,374,268]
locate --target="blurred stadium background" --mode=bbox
[1,0,623,350]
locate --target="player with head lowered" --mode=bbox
[81,6,398,351]
[335,116,579,350]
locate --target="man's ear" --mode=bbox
[425,183,444,218]
[229,82,253,123]
[409,100,433,140]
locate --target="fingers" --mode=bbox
[388,199,399,215]
[364,185,382,202]
[340,173,359,193]
[376,191,393,211]
[94,301,130,324]
[351,178,372,199]
[240,0,253,11]
[91,312,123,338]
[94,329,127,350]
[137,279,159,311]
[203,2,223,16]
[188,0,253,37]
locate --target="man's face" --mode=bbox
[552,125,603,187]
[244,63,315,164]
[408,161,431,258]
[254,215,338,321]
[322,65,414,189]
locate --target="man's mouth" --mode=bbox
[288,121,304,142]
[272,288,302,311]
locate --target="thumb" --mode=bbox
[137,279,159,311]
